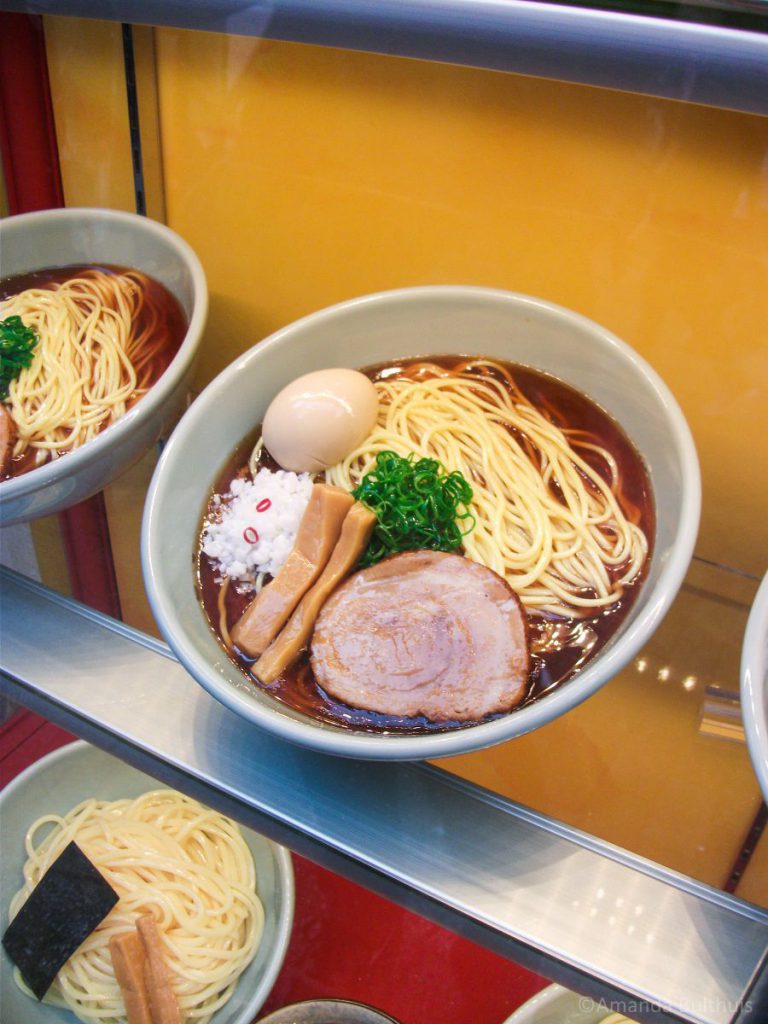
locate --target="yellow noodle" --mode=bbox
[9,791,264,1024]
[0,269,169,467]
[218,575,233,649]
[326,359,648,617]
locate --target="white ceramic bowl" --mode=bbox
[741,572,768,802]
[0,207,208,526]
[142,286,700,760]
[503,984,634,1024]
[0,741,294,1024]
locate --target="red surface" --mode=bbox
[0,13,63,213]
[57,492,124,618]
[0,709,548,1023]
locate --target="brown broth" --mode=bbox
[0,264,188,479]
[197,356,655,734]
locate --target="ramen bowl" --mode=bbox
[142,286,700,760]
[502,984,633,1023]
[0,740,294,1024]
[257,1000,402,1023]
[741,572,768,802]
[0,207,207,526]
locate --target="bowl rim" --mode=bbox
[143,284,701,760]
[0,738,295,1024]
[256,997,402,1023]
[501,983,570,1023]
[741,572,768,802]
[0,206,209,507]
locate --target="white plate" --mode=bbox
[0,740,294,1024]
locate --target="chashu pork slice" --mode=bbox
[311,549,530,722]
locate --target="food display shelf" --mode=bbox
[3,0,768,114]
[1,565,767,1024]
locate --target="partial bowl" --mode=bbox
[741,572,768,802]
[142,285,700,760]
[0,740,294,1024]
[503,984,634,1023]
[257,999,402,1023]
[0,207,208,526]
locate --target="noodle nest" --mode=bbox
[326,359,649,618]
[0,269,170,468]
[9,790,264,1024]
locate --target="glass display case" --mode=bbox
[1,3,767,1022]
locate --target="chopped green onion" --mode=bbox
[352,450,475,568]
[0,315,39,401]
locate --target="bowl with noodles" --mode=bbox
[0,207,207,526]
[142,285,700,760]
[502,984,637,1024]
[0,740,294,1024]
[256,1001,402,1022]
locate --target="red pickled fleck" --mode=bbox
[243,527,259,544]
[256,499,272,513]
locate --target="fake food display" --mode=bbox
[198,356,653,735]
[3,790,263,1024]
[0,266,187,480]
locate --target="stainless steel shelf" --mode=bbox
[3,0,768,115]
[1,565,767,1024]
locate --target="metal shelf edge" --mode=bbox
[3,0,768,115]
[1,566,767,1023]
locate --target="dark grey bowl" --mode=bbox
[256,999,402,1023]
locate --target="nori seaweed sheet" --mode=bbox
[2,840,119,999]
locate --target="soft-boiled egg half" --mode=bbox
[262,368,379,473]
